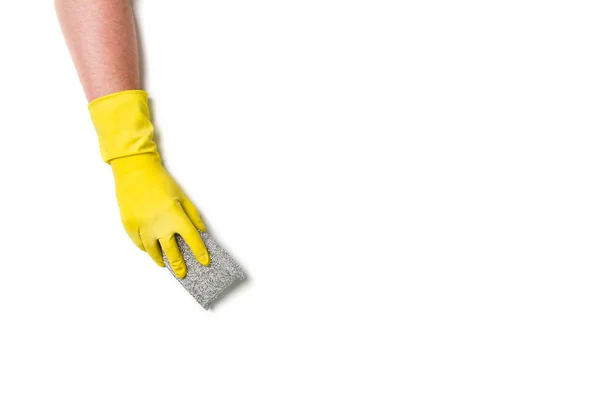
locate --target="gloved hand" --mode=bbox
[88,90,209,278]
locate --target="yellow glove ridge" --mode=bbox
[89,90,209,278]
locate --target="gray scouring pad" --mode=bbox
[162,231,244,309]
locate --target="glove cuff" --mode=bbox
[88,90,159,164]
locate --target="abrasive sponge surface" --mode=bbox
[162,231,244,309]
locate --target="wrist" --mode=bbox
[110,152,162,174]
[88,90,158,164]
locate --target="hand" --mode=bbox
[88,90,208,278]
[111,152,209,278]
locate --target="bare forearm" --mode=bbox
[55,0,140,102]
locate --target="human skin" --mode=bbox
[54,0,209,277]
[54,0,140,102]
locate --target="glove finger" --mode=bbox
[141,232,165,267]
[180,196,207,232]
[180,226,210,266]
[160,235,187,279]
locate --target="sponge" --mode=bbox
[162,231,244,309]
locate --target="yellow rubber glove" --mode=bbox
[88,90,209,278]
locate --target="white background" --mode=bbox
[0,1,599,398]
